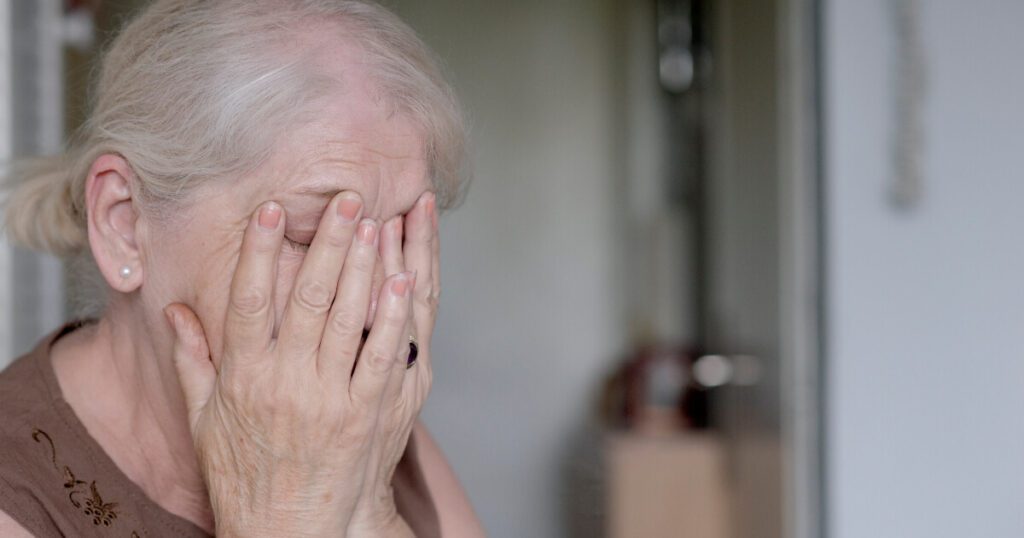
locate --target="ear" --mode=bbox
[85,154,144,293]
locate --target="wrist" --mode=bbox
[348,494,413,538]
[212,506,347,538]
[207,475,354,538]
[216,520,337,538]
[348,514,414,538]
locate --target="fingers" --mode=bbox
[278,192,364,358]
[381,215,406,278]
[318,218,380,382]
[383,273,417,408]
[224,202,284,361]
[365,263,385,329]
[383,211,420,396]
[398,192,437,406]
[165,303,214,434]
[403,192,437,339]
[374,214,406,331]
[350,272,414,408]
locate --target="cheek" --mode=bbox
[192,247,302,357]
[186,245,241,362]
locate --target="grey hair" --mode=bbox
[4,0,468,258]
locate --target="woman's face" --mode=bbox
[139,71,430,363]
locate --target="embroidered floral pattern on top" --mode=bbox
[32,428,140,534]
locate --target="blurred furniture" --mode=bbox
[605,433,729,538]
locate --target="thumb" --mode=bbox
[164,303,215,434]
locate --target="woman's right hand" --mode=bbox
[164,192,415,537]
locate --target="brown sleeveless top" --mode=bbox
[0,324,440,537]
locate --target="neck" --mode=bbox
[51,302,215,533]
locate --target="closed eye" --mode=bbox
[284,236,312,252]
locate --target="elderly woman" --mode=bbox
[0,1,484,536]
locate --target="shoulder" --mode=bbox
[0,350,50,419]
[411,421,487,537]
[0,332,65,436]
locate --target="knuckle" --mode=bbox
[363,347,398,374]
[218,374,245,402]
[347,247,375,274]
[267,389,304,418]
[261,378,326,420]
[230,286,271,317]
[340,416,373,445]
[416,286,439,312]
[292,280,334,313]
[329,308,364,335]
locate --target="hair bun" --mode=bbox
[4,155,87,257]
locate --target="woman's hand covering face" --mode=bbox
[347,190,439,536]
[163,187,438,536]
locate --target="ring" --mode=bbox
[407,336,418,369]
[362,329,418,369]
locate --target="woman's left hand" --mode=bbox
[347,191,440,537]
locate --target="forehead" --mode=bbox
[249,71,429,224]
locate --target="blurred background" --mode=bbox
[1,0,1023,537]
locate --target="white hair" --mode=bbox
[4,0,468,257]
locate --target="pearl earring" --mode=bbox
[119,265,132,279]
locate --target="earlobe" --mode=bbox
[85,154,144,293]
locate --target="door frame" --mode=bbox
[704,0,825,536]
[777,0,826,537]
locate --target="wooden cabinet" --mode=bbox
[605,433,729,538]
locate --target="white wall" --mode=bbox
[825,1,1024,537]
[386,1,629,536]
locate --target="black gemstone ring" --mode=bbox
[407,339,419,369]
[361,329,417,369]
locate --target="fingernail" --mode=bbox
[390,272,413,297]
[337,193,362,223]
[258,202,282,230]
[357,219,378,245]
